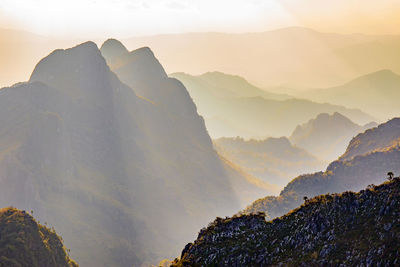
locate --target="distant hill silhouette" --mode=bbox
[290,112,377,161]
[173,72,374,138]
[242,118,400,220]
[0,207,78,267]
[0,40,270,266]
[299,69,400,120]
[214,137,325,189]
[3,27,400,90]
[125,27,400,87]
[171,72,290,101]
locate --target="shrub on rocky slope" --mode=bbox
[0,207,78,267]
[173,178,400,266]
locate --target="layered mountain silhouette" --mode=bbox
[290,112,377,161]
[173,178,400,266]
[0,207,78,267]
[0,40,269,266]
[242,118,400,219]
[2,27,400,89]
[171,72,290,101]
[298,69,400,120]
[173,72,373,138]
[125,27,400,87]
[214,137,325,189]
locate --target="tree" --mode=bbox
[387,172,394,181]
[303,196,308,203]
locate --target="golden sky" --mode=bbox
[1,0,400,38]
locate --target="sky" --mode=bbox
[1,0,400,38]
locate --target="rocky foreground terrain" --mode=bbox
[173,177,400,266]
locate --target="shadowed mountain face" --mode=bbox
[0,40,268,266]
[173,178,400,266]
[0,207,78,267]
[241,118,400,220]
[173,72,374,138]
[214,137,325,189]
[298,70,400,120]
[290,112,377,161]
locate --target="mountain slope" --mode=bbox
[171,72,290,101]
[242,118,400,219]
[214,137,325,189]
[299,69,400,120]
[100,39,272,204]
[173,73,374,138]
[0,40,263,266]
[290,112,377,161]
[0,207,78,267]
[173,178,400,266]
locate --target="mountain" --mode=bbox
[241,118,400,219]
[0,207,78,267]
[172,178,400,266]
[299,70,400,120]
[214,137,325,189]
[124,27,400,87]
[0,40,268,266]
[171,72,290,101]
[173,72,374,138]
[3,27,400,91]
[290,112,377,161]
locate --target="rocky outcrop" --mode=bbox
[173,178,400,266]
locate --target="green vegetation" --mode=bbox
[0,207,78,267]
[173,178,400,266]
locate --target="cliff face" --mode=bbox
[174,178,400,266]
[0,207,78,267]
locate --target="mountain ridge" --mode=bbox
[290,112,377,161]
[173,177,400,266]
[241,117,400,219]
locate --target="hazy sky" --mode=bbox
[1,0,400,38]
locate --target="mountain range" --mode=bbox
[173,72,374,138]
[214,137,325,189]
[2,27,400,90]
[297,69,400,120]
[290,112,377,162]
[0,40,270,266]
[125,27,400,87]
[242,118,400,219]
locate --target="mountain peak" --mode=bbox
[100,38,129,62]
[103,44,168,85]
[29,41,110,95]
[348,69,400,86]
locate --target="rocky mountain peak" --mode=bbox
[100,38,129,61]
[29,41,111,96]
